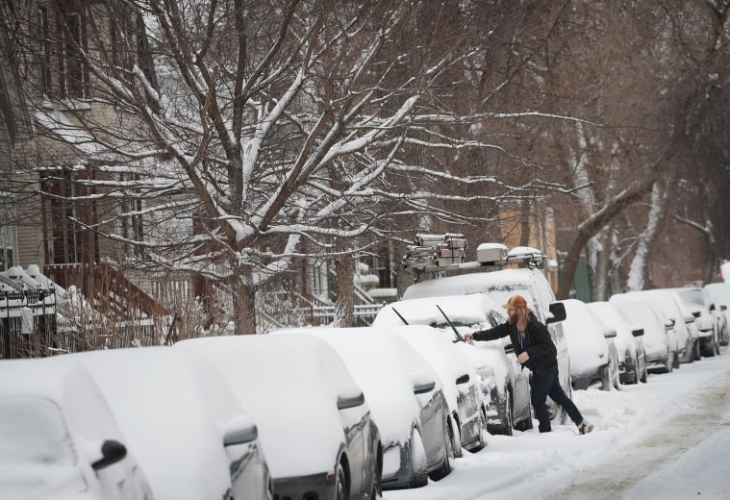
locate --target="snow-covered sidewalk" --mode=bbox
[385,349,730,499]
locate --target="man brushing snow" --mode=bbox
[464,294,594,435]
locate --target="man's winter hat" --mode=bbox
[502,294,528,310]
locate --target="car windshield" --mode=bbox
[0,397,77,466]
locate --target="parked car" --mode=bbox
[374,293,533,435]
[670,287,722,357]
[402,265,571,422]
[273,326,454,488]
[561,299,619,390]
[610,298,679,373]
[0,358,153,500]
[54,347,272,500]
[588,301,648,384]
[391,325,487,453]
[177,334,382,500]
[613,290,698,363]
[703,282,730,346]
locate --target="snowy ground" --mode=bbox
[385,347,730,500]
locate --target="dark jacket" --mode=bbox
[472,313,557,374]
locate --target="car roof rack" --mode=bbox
[403,235,545,280]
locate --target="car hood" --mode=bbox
[0,464,90,500]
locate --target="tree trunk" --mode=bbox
[334,238,355,327]
[233,271,257,335]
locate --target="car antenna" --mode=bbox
[436,304,465,343]
[391,307,410,325]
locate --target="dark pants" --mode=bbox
[531,366,583,433]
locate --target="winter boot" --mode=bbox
[578,421,594,435]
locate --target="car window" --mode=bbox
[0,397,77,466]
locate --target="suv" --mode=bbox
[402,245,571,422]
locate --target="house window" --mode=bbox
[0,202,17,272]
[41,169,98,265]
[59,12,88,99]
[119,172,144,257]
[39,6,52,95]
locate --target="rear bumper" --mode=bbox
[273,472,335,500]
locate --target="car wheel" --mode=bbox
[640,357,648,383]
[431,419,455,481]
[370,446,382,499]
[693,339,701,361]
[451,414,463,458]
[601,365,611,391]
[673,351,680,369]
[502,392,514,436]
[335,462,349,500]
[408,428,428,488]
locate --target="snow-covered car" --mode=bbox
[703,282,730,346]
[391,325,487,453]
[273,326,454,488]
[612,290,698,364]
[0,358,153,500]
[670,287,722,357]
[588,301,648,384]
[610,298,679,373]
[373,293,532,435]
[403,266,571,421]
[561,299,619,390]
[176,334,382,500]
[52,347,272,500]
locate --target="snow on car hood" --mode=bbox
[373,294,510,393]
[391,325,474,412]
[272,327,435,447]
[562,300,610,375]
[60,348,236,500]
[177,334,364,479]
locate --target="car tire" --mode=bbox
[335,462,349,500]
[640,357,648,383]
[693,339,701,361]
[370,446,382,499]
[673,351,680,369]
[451,414,463,458]
[431,420,455,481]
[408,428,428,488]
[502,393,514,435]
[601,365,611,391]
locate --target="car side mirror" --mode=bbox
[223,416,258,446]
[414,380,436,395]
[603,328,617,339]
[692,311,701,319]
[631,328,644,337]
[666,318,675,329]
[722,305,728,312]
[455,373,470,385]
[503,343,515,354]
[91,440,127,471]
[337,392,365,410]
[709,304,716,312]
[546,302,566,324]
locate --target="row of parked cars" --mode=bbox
[2,243,730,500]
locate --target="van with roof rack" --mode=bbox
[401,240,571,422]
